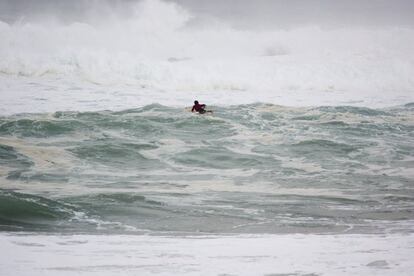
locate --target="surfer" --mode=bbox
[191,100,209,114]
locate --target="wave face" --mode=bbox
[1,0,414,96]
[1,103,413,234]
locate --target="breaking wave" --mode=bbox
[0,0,413,94]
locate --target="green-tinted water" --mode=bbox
[1,103,413,234]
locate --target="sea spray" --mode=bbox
[1,0,413,93]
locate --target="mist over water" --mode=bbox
[2,0,414,28]
[0,0,413,104]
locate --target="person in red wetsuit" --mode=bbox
[191,100,207,114]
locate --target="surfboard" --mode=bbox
[185,107,213,114]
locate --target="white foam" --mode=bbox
[1,233,413,275]
[1,0,414,114]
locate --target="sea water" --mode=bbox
[1,0,414,275]
[1,103,413,235]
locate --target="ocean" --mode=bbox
[1,0,414,275]
[1,103,414,235]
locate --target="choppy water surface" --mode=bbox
[1,103,413,234]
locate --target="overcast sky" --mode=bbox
[1,0,414,29]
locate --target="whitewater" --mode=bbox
[1,0,414,275]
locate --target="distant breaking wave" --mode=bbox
[0,0,414,94]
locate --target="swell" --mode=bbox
[0,103,412,170]
[0,117,89,138]
[0,190,75,231]
[2,189,412,234]
[0,103,413,234]
[0,190,160,233]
